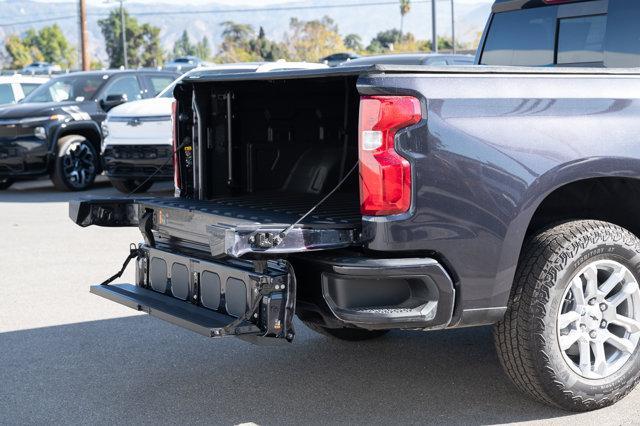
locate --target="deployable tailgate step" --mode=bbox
[90,284,260,338]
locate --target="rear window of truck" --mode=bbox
[557,15,607,66]
[481,7,556,66]
[481,0,640,68]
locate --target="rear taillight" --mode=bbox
[358,96,421,216]
[171,100,180,193]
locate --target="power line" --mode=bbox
[0,0,454,28]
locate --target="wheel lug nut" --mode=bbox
[588,298,597,306]
[600,303,607,312]
[580,324,587,332]
[589,331,597,339]
[600,320,608,328]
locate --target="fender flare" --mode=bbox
[49,120,103,153]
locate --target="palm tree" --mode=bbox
[399,0,411,37]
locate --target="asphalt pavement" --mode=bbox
[1,178,638,425]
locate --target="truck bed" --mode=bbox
[145,192,361,227]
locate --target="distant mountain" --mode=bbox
[0,0,493,65]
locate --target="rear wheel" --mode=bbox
[0,178,13,190]
[495,220,640,411]
[50,135,98,191]
[303,321,388,341]
[110,178,153,194]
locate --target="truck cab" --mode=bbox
[479,0,640,68]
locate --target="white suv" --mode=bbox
[0,75,49,106]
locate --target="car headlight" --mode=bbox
[34,126,46,140]
[19,114,68,125]
[101,121,109,139]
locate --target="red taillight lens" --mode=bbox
[358,96,421,216]
[171,100,181,192]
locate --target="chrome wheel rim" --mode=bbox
[62,141,95,188]
[557,259,640,379]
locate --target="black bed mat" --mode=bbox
[144,191,361,227]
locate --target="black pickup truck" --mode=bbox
[71,0,640,411]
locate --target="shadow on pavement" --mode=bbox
[0,177,173,203]
[0,317,569,425]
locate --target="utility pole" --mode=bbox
[79,0,90,71]
[431,0,438,53]
[120,0,128,69]
[451,0,456,54]
[105,0,128,68]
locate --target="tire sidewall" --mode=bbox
[54,136,97,191]
[538,225,640,405]
[0,178,13,190]
[109,178,153,194]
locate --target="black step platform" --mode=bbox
[90,284,260,337]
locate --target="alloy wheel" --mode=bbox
[557,259,640,379]
[61,141,96,189]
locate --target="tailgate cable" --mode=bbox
[99,243,140,286]
[124,139,189,197]
[277,162,359,243]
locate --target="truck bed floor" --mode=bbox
[145,192,361,227]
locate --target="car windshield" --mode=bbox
[23,74,107,103]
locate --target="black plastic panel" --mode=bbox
[201,271,221,310]
[226,277,247,318]
[150,257,168,293]
[171,262,189,300]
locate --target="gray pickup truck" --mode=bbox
[71,0,640,412]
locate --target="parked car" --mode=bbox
[163,56,205,73]
[21,62,62,75]
[340,53,475,67]
[0,69,178,191]
[321,52,360,67]
[72,0,640,412]
[102,61,329,194]
[0,75,48,106]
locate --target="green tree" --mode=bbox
[343,34,363,52]
[194,37,212,60]
[220,21,255,45]
[367,29,402,53]
[284,16,345,62]
[4,35,40,68]
[399,0,411,37]
[90,58,105,70]
[140,23,164,67]
[4,25,74,69]
[173,30,196,58]
[98,8,164,68]
[249,27,284,61]
[215,21,259,63]
[23,24,75,68]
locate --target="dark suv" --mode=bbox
[0,69,177,191]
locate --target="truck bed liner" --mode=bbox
[145,192,361,227]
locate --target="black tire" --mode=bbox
[50,135,98,191]
[0,178,13,190]
[303,321,389,341]
[495,220,640,411]
[110,178,153,194]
